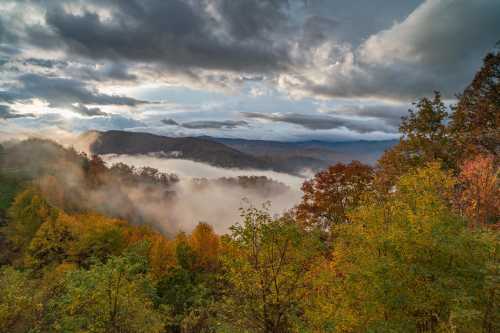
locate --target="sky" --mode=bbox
[0,0,499,142]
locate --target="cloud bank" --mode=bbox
[0,0,498,140]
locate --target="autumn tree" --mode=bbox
[220,205,323,332]
[2,188,58,255]
[24,212,127,270]
[0,144,5,169]
[0,267,38,332]
[377,92,452,187]
[189,222,220,272]
[86,154,107,188]
[309,163,498,332]
[456,154,499,227]
[296,161,373,231]
[44,245,163,333]
[450,50,500,159]
[155,229,221,333]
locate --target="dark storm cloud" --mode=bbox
[0,0,499,138]
[22,58,68,69]
[161,119,179,126]
[41,0,290,73]
[242,112,395,133]
[0,105,34,119]
[9,74,146,108]
[0,91,21,103]
[0,17,17,45]
[215,0,289,40]
[70,103,108,117]
[284,0,500,100]
[180,120,248,129]
[161,118,248,129]
[326,104,409,128]
[69,63,138,82]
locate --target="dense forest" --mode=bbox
[0,51,498,332]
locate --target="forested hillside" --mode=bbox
[0,51,498,333]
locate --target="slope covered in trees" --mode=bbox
[0,51,498,332]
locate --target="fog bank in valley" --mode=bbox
[102,154,305,234]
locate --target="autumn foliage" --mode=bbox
[0,50,498,332]
[296,161,373,229]
[456,154,499,228]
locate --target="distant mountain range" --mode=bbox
[81,130,398,174]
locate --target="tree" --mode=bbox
[456,154,499,228]
[86,154,107,188]
[2,187,58,254]
[25,212,127,270]
[450,50,500,159]
[296,161,373,231]
[156,232,218,333]
[0,267,38,332]
[308,164,498,332]
[0,144,5,169]
[377,92,451,186]
[25,212,77,270]
[220,205,323,332]
[189,222,220,272]
[45,246,163,333]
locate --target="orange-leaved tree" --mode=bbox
[456,154,499,228]
[296,161,373,230]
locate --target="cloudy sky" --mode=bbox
[0,0,499,142]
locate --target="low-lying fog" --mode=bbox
[102,154,305,234]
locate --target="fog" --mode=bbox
[102,154,304,234]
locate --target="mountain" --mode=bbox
[81,130,398,174]
[82,130,273,170]
[208,137,398,172]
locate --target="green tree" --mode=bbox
[377,92,452,187]
[450,50,500,159]
[220,205,323,333]
[0,267,39,332]
[2,187,58,254]
[309,164,498,332]
[45,245,163,333]
[156,233,219,333]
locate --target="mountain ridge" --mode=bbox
[80,130,398,174]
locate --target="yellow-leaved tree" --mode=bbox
[307,163,498,332]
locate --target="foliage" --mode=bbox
[25,212,127,270]
[456,154,499,227]
[0,49,499,332]
[296,161,373,231]
[2,187,58,254]
[450,50,500,159]
[0,267,38,332]
[377,92,452,187]
[44,247,164,333]
[308,164,499,332]
[220,205,323,332]
[156,229,221,333]
[0,174,23,217]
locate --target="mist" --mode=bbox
[102,154,304,234]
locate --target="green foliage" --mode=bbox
[309,164,499,332]
[450,50,500,158]
[0,267,38,332]
[377,92,453,187]
[2,187,58,254]
[220,205,323,332]
[44,248,163,333]
[156,236,220,332]
[24,213,127,270]
[0,174,23,216]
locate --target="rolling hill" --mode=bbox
[81,130,398,174]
